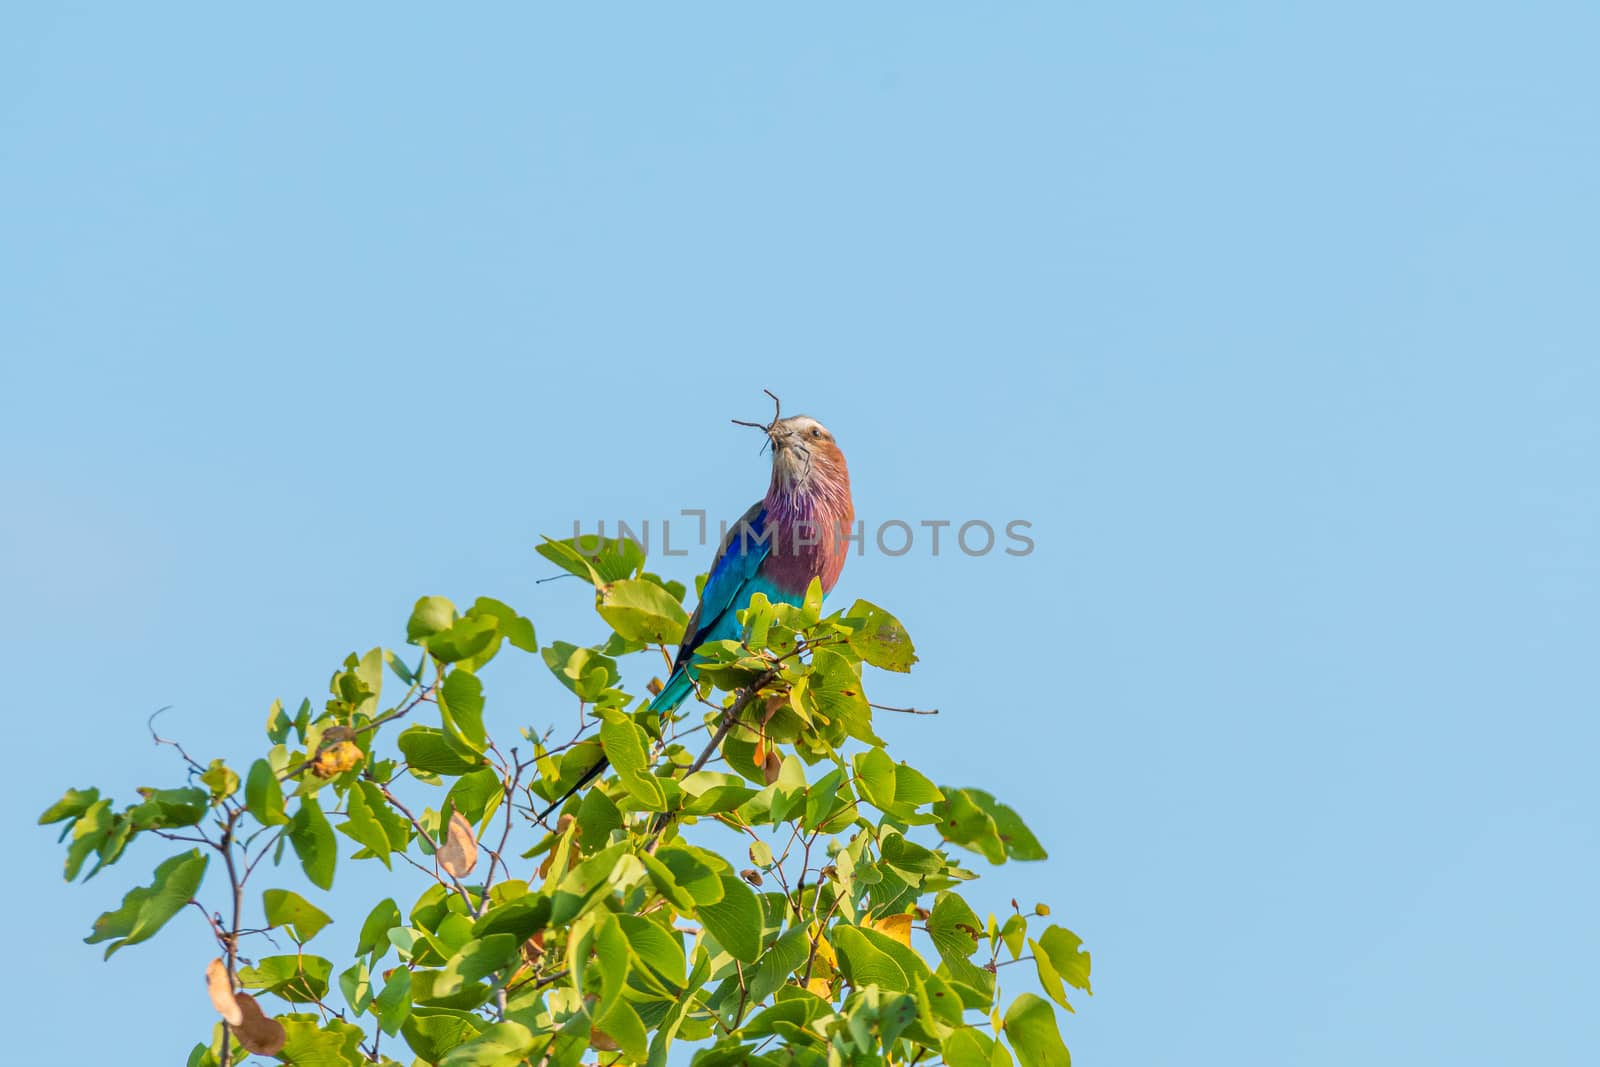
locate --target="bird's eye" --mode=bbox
[811,428,823,438]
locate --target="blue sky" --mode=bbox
[4,4,1597,1064]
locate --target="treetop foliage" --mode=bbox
[41,535,1090,1066]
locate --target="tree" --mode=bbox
[39,536,1091,1066]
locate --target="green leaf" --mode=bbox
[999,914,1028,961]
[844,599,919,672]
[652,845,726,907]
[407,596,457,643]
[1003,993,1071,1067]
[435,935,520,998]
[339,779,394,867]
[540,641,620,701]
[402,1007,486,1063]
[927,892,992,990]
[38,786,100,825]
[575,787,622,851]
[199,759,239,801]
[893,762,943,812]
[339,959,373,1014]
[289,795,337,890]
[937,788,1047,863]
[618,913,687,993]
[854,748,896,812]
[537,535,645,585]
[374,967,412,1035]
[806,647,880,745]
[591,916,649,1059]
[467,597,538,653]
[927,892,984,963]
[976,789,1048,861]
[471,894,552,942]
[244,759,288,826]
[427,616,499,665]
[265,697,293,744]
[1038,926,1090,992]
[598,711,666,809]
[437,668,488,753]
[833,924,910,992]
[801,576,824,623]
[398,725,485,776]
[277,1014,367,1067]
[446,767,505,830]
[696,874,762,963]
[263,888,333,943]
[944,1029,1013,1067]
[83,849,207,957]
[595,1000,649,1063]
[597,578,691,643]
[747,923,809,1003]
[641,852,696,913]
[386,647,418,685]
[63,799,113,881]
[355,780,412,853]
[238,954,334,1002]
[357,898,402,961]
[1033,926,1092,1010]
[127,787,208,830]
[439,1021,537,1067]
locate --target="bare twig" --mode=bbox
[868,702,939,715]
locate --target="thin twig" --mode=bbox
[868,702,939,715]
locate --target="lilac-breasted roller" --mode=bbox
[539,410,855,820]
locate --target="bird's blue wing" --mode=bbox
[649,501,771,715]
[677,500,770,667]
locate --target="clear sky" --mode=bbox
[4,4,1597,1064]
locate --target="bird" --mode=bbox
[537,397,855,822]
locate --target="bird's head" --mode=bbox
[767,414,847,495]
[732,391,851,501]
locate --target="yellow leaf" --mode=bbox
[810,926,838,969]
[310,740,363,779]
[872,913,913,949]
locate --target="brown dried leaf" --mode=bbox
[739,868,764,888]
[233,992,287,1056]
[762,749,783,786]
[438,810,478,879]
[205,958,242,1026]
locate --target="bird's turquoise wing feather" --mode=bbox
[649,501,802,715]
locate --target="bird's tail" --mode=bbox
[533,667,696,823]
